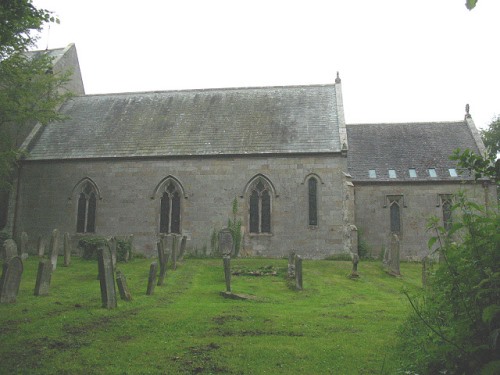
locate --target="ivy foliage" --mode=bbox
[227,197,242,257]
[78,236,132,262]
[397,151,500,374]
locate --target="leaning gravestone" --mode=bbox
[20,232,29,260]
[63,232,71,267]
[49,229,60,271]
[97,246,117,309]
[37,236,45,258]
[219,228,234,257]
[146,262,158,295]
[34,259,52,296]
[223,255,231,293]
[116,270,132,301]
[2,239,18,260]
[0,256,23,303]
[295,255,303,290]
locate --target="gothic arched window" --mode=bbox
[76,182,97,233]
[249,179,271,234]
[441,195,453,232]
[389,200,401,234]
[308,177,318,226]
[160,181,181,234]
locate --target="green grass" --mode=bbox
[0,257,422,374]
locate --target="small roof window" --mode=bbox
[449,168,458,177]
[368,170,377,178]
[428,168,437,178]
[388,169,397,179]
[409,168,417,178]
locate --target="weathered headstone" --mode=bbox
[107,236,117,271]
[287,251,296,278]
[218,228,234,257]
[116,270,132,301]
[146,262,158,295]
[157,240,167,286]
[34,259,52,296]
[295,255,303,290]
[388,233,401,276]
[63,232,71,267]
[0,256,23,303]
[124,234,134,262]
[2,239,18,260]
[178,235,187,261]
[37,236,45,258]
[49,229,60,271]
[223,255,231,293]
[171,235,178,270]
[350,253,360,278]
[20,232,29,259]
[97,246,117,309]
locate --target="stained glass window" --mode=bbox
[159,181,181,234]
[249,179,271,234]
[76,182,97,233]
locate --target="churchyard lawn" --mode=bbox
[0,257,421,374]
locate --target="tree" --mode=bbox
[466,0,479,10]
[481,116,500,158]
[0,0,71,228]
[397,150,499,374]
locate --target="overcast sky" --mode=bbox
[32,0,499,130]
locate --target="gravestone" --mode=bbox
[116,270,132,301]
[388,233,401,276]
[218,228,234,257]
[178,236,187,261]
[288,251,296,278]
[295,255,303,290]
[223,255,231,293]
[157,240,168,286]
[34,259,52,296]
[124,234,134,262]
[2,239,18,260]
[0,256,23,303]
[63,232,71,267]
[107,236,117,271]
[350,253,360,278]
[146,262,158,295]
[20,232,29,259]
[49,229,60,271]
[97,246,117,309]
[171,235,178,270]
[37,236,45,257]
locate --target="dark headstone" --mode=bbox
[295,255,303,290]
[97,246,117,309]
[223,256,231,293]
[116,270,132,301]
[219,228,234,257]
[34,259,52,296]
[63,232,71,267]
[0,256,23,303]
[49,229,60,271]
[388,234,401,276]
[20,232,29,259]
[2,239,17,260]
[288,251,296,278]
[146,262,158,295]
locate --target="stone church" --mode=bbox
[3,44,496,259]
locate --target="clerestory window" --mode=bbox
[160,181,181,234]
[76,182,97,233]
[249,179,271,234]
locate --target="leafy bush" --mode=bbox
[397,192,500,374]
[77,236,108,260]
[228,197,242,257]
[116,238,132,261]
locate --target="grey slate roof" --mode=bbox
[346,122,480,181]
[26,84,341,160]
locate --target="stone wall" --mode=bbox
[353,180,494,260]
[14,154,348,258]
